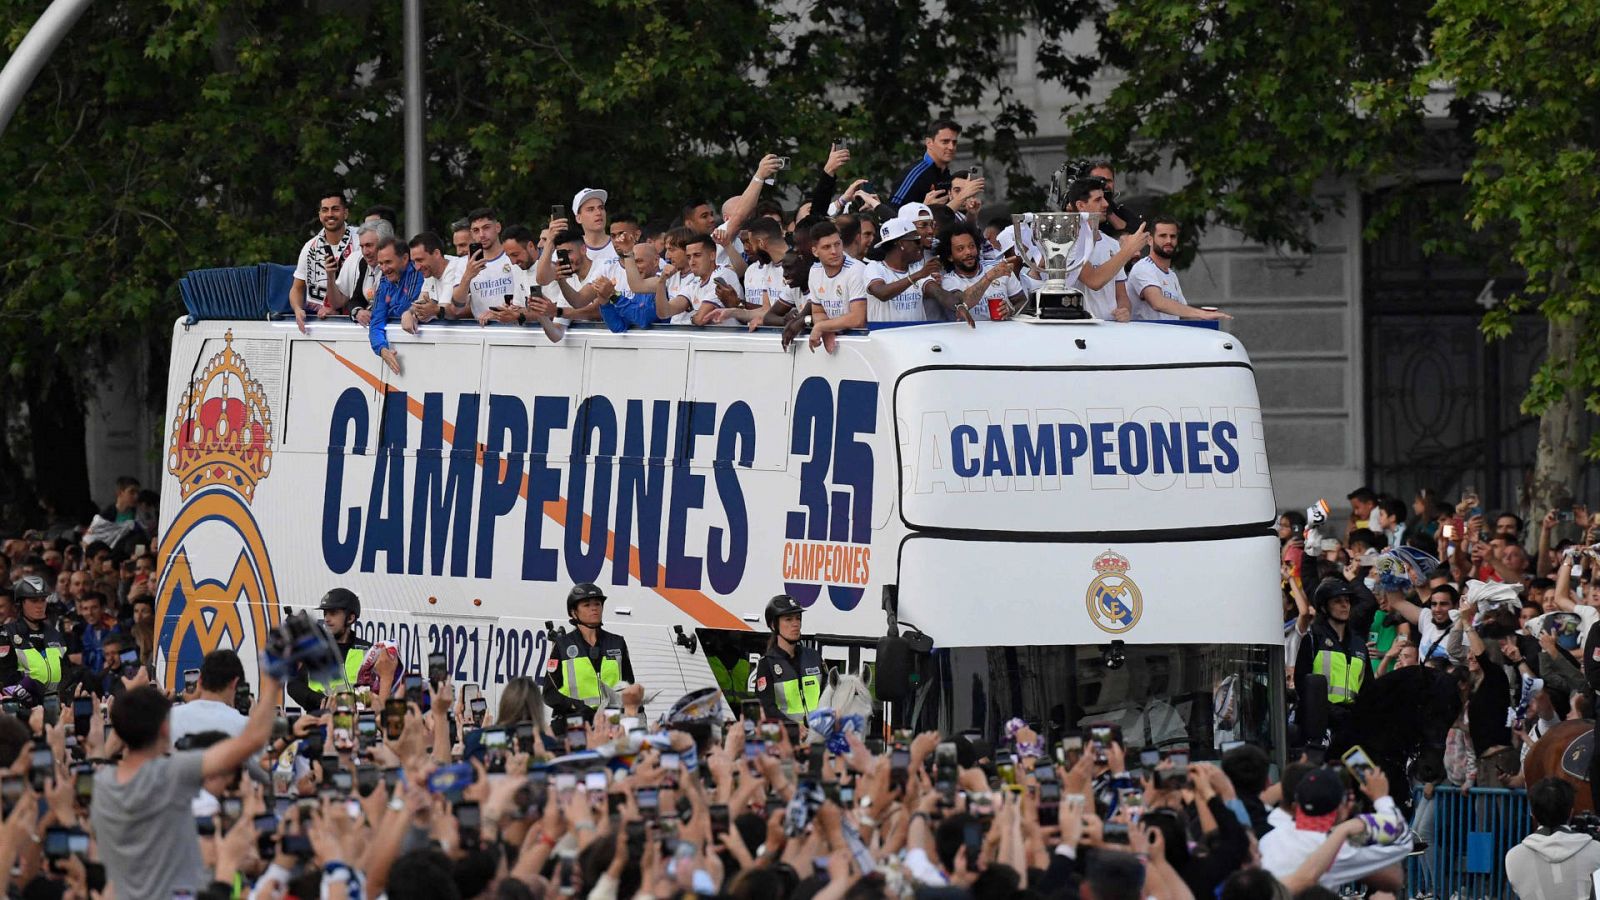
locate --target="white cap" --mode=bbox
[898,202,934,222]
[572,188,608,214]
[995,228,1018,255]
[875,218,919,248]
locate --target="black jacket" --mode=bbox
[285,633,370,711]
[542,627,633,719]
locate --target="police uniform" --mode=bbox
[755,642,825,721]
[542,628,633,719]
[286,634,372,710]
[0,619,68,692]
[287,587,371,710]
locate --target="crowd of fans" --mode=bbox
[3,480,1597,898]
[1281,484,1600,898]
[287,121,1232,373]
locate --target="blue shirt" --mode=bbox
[597,292,667,332]
[368,261,423,355]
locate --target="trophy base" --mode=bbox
[1029,285,1091,321]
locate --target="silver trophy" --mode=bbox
[1010,212,1094,320]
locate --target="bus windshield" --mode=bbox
[915,643,1278,758]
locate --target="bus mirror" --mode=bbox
[875,633,912,701]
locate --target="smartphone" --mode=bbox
[584,770,608,797]
[1138,748,1161,769]
[30,745,53,791]
[404,673,425,707]
[356,764,379,797]
[382,767,403,791]
[636,786,659,818]
[1341,745,1377,781]
[0,776,22,815]
[462,682,485,722]
[331,707,355,750]
[515,722,536,754]
[72,697,93,733]
[744,739,766,759]
[74,770,93,805]
[183,669,200,693]
[43,827,88,860]
[551,205,566,222]
[427,651,448,684]
[710,803,729,835]
[357,711,378,746]
[1167,751,1189,768]
[469,241,483,258]
[480,728,510,774]
[41,695,59,726]
[968,165,983,180]
[253,813,278,834]
[454,800,482,844]
[383,698,408,741]
[556,249,572,269]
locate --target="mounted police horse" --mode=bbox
[1327,664,1461,817]
[1524,720,1598,813]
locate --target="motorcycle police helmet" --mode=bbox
[764,594,805,631]
[567,583,607,625]
[318,587,361,619]
[1312,578,1360,613]
[13,576,48,605]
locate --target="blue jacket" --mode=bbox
[368,262,423,355]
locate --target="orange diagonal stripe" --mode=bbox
[320,343,751,630]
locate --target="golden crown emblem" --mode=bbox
[167,331,273,503]
[1091,550,1131,575]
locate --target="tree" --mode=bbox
[1066,0,1442,254]
[0,0,1095,526]
[1069,0,1598,518]
[1420,0,1600,517]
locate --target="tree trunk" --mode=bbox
[25,372,95,526]
[1526,316,1585,526]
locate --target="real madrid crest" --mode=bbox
[154,330,283,693]
[1086,550,1142,634]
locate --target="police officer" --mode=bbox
[287,587,372,710]
[0,576,68,693]
[755,595,826,721]
[543,583,634,720]
[1294,578,1371,746]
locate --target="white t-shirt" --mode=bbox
[292,230,355,310]
[169,698,248,745]
[421,255,467,309]
[807,258,869,320]
[863,260,932,323]
[556,257,629,311]
[334,252,381,309]
[1126,256,1188,321]
[940,262,1023,321]
[466,251,521,317]
[585,238,619,269]
[672,268,744,326]
[1067,233,1129,321]
[743,260,788,311]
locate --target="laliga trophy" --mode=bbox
[1008,161,1098,320]
[1011,212,1094,320]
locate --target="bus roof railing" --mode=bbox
[177,263,1221,331]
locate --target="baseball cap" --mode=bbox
[875,218,919,248]
[898,202,934,223]
[1294,767,1345,816]
[572,188,608,214]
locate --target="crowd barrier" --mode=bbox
[1406,786,1531,900]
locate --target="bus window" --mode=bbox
[920,644,1275,759]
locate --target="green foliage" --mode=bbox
[1424,0,1600,433]
[1066,0,1439,252]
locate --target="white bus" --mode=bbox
[153,314,1283,755]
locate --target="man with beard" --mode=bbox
[924,221,1026,324]
[290,190,354,333]
[1063,178,1140,322]
[1127,216,1231,322]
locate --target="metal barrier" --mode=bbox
[1406,786,1530,900]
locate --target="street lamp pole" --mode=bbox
[0,0,93,139]
[403,0,426,236]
